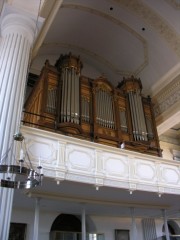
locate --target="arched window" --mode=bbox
[50,214,81,240]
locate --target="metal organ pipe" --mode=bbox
[134,90,142,140]
[108,92,113,128]
[101,90,107,127]
[56,53,82,125]
[128,91,137,140]
[107,91,110,128]
[95,88,115,129]
[66,69,71,122]
[60,69,64,122]
[97,89,102,125]
[95,90,99,124]
[132,91,140,140]
[81,96,90,123]
[109,93,115,129]
[137,90,147,140]
[101,90,104,126]
[128,89,147,141]
[75,69,80,124]
[71,68,75,122]
[61,68,68,122]
[120,109,127,132]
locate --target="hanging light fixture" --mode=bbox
[0,132,43,189]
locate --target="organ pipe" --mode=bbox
[81,96,90,123]
[25,55,161,156]
[95,88,115,129]
[127,85,148,141]
[120,109,127,132]
[55,53,82,124]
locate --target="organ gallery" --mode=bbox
[24,53,161,156]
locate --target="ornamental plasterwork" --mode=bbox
[153,75,180,117]
[112,0,180,57]
[165,0,180,9]
[21,126,180,195]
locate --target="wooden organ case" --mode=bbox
[24,53,161,156]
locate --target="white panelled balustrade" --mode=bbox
[21,125,180,195]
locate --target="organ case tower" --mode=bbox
[24,53,161,156]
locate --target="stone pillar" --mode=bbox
[162,209,170,240]
[81,206,86,240]
[33,198,41,240]
[130,207,138,240]
[0,6,38,240]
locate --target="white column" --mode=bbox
[81,206,86,240]
[0,7,38,240]
[130,207,138,240]
[33,198,41,240]
[162,209,170,240]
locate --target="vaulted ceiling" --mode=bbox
[31,0,180,95]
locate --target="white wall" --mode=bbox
[11,208,147,240]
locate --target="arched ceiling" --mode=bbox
[31,0,180,95]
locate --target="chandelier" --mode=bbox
[0,132,43,189]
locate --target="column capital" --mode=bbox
[0,3,44,45]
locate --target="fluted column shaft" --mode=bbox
[0,9,37,240]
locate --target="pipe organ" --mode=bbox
[55,54,82,124]
[24,53,161,156]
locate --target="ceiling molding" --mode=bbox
[165,0,180,9]
[58,3,148,76]
[153,74,180,118]
[151,62,180,96]
[112,0,180,57]
[41,42,136,76]
[157,110,180,136]
[26,189,169,210]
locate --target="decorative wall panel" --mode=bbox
[21,126,180,196]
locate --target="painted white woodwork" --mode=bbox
[21,125,180,195]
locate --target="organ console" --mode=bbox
[24,53,161,156]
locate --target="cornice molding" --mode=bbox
[165,0,180,9]
[151,62,180,96]
[153,74,180,118]
[27,190,169,210]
